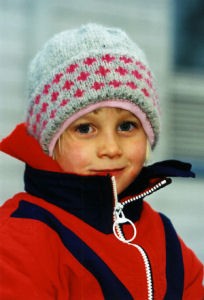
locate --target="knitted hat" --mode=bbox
[26,23,160,155]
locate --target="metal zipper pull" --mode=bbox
[113,202,137,243]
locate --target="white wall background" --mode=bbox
[0,0,203,262]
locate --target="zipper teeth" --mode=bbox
[111,176,155,300]
[111,177,123,240]
[122,179,168,207]
[131,244,153,300]
[111,176,118,208]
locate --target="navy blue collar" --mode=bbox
[24,166,145,233]
[24,160,195,233]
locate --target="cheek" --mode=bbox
[125,139,147,180]
[56,141,91,173]
[128,142,146,166]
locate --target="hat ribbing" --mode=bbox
[26,23,160,155]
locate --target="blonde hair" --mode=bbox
[52,132,64,160]
[145,140,151,165]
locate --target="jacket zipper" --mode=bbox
[111,176,170,300]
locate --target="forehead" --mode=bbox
[83,107,137,118]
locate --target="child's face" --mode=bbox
[54,107,147,194]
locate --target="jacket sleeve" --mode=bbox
[0,247,45,300]
[180,238,204,300]
[0,215,68,300]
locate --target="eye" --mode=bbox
[118,121,137,132]
[75,123,94,134]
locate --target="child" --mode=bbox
[0,23,203,299]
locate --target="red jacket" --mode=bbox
[0,124,203,299]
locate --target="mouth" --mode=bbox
[91,168,125,176]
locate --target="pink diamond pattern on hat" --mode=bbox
[27,54,159,155]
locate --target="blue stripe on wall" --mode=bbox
[12,200,133,300]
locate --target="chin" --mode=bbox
[116,174,137,194]
[115,181,128,195]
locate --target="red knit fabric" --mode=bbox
[0,194,203,299]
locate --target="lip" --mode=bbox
[91,168,125,176]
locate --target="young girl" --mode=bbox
[0,23,203,299]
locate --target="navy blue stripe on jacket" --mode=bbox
[159,213,184,299]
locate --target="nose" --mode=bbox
[97,133,122,159]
